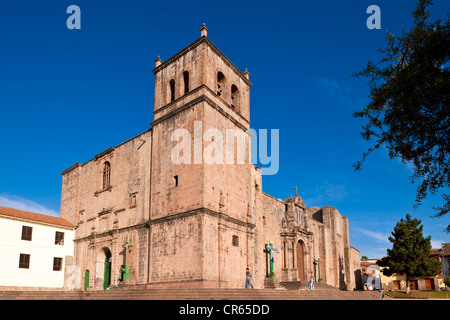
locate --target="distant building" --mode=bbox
[364,247,446,291]
[431,243,450,275]
[360,258,382,290]
[0,206,74,289]
[431,243,450,289]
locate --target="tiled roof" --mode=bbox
[431,243,450,256]
[444,243,450,256]
[431,248,441,256]
[0,206,74,228]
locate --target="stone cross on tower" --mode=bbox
[122,240,133,265]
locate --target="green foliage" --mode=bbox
[387,290,450,299]
[377,213,442,278]
[444,276,450,287]
[352,0,450,231]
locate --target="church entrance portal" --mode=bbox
[297,241,305,281]
[96,247,112,290]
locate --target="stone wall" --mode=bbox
[252,189,284,288]
[148,211,202,288]
[60,130,152,288]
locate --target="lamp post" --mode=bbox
[314,258,322,283]
[442,242,446,290]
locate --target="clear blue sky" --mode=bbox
[0,0,449,258]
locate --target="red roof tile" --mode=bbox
[444,243,450,256]
[431,243,450,256]
[0,206,74,228]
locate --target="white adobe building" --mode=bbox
[0,206,74,288]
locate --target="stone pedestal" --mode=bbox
[264,278,283,289]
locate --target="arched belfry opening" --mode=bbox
[231,84,240,111]
[217,72,225,97]
[183,71,189,95]
[169,79,176,102]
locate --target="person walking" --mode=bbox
[245,268,254,289]
[309,276,315,290]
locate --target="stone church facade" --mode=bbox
[60,25,360,291]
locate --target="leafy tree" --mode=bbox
[444,276,450,287]
[352,0,450,231]
[377,213,441,292]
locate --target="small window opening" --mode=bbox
[79,210,84,223]
[174,175,178,187]
[21,226,33,241]
[130,193,137,208]
[232,235,239,247]
[19,254,30,269]
[53,257,63,271]
[55,231,65,245]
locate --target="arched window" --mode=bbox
[103,162,111,189]
[217,72,225,97]
[231,84,240,110]
[169,79,175,102]
[183,71,189,95]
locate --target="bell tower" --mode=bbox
[152,24,251,125]
[148,25,255,288]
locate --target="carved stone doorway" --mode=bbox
[95,247,112,290]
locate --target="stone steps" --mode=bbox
[0,287,388,300]
[279,281,304,290]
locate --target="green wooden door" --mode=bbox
[83,270,89,291]
[103,251,112,290]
